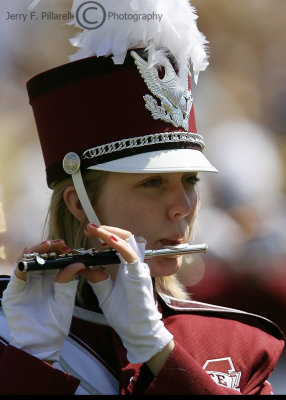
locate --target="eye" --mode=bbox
[183,175,200,185]
[140,176,164,188]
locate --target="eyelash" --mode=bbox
[141,178,163,187]
[184,176,200,185]
[141,176,200,187]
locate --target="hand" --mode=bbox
[84,224,173,364]
[81,223,140,283]
[2,239,85,362]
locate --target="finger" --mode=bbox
[15,240,72,281]
[85,223,133,240]
[28,240,53,254]
[56,262,86,283]
[109,234,138,263]
[27,239,71,256]
[100,225,133,239]
[16,242,51,281]
[80,268,109,284]
[85,225,138,263]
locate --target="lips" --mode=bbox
[158,239,188,259]
[160,239,185,247]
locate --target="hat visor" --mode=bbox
[88,149,218,173]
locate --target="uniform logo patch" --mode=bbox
[203,357,241,391]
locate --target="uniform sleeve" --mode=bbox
[0,344,80,395]
[248,380,274,395]
[127,341,242,395]
[122,312,284,395]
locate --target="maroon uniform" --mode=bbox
[0,276,284,395]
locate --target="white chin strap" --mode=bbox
[62,152,101,226]
[72,169,101,225]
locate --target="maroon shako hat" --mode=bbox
[26,0,217,224]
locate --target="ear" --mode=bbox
[63,185,86,222]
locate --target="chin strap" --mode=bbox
[71,169,101,226]
[62,152,101,226]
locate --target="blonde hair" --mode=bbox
[45,170,192,300]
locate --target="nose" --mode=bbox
[167,184,197,221]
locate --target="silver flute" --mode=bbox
[17,243,208,272]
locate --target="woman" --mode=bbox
[0,0,284,395]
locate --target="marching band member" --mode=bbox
[0,0,284,395]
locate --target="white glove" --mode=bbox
[88,236,173,364]
[2,269,78,361]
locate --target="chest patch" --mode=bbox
[203,357,241,391]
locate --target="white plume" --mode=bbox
[69,0,209,84]
[29,0,209,83]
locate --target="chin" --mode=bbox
[148,256,182,277]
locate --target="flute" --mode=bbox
[17,243,208,272]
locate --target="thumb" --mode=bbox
[56,263,86,283]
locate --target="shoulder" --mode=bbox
[158,292,285,341]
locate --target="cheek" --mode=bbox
[187,190,199,218]
[95,186,128,226]
[121,213,154,240]
[96,195,149,234]
[189,188,198,205]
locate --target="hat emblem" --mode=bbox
[131,51,192,131]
